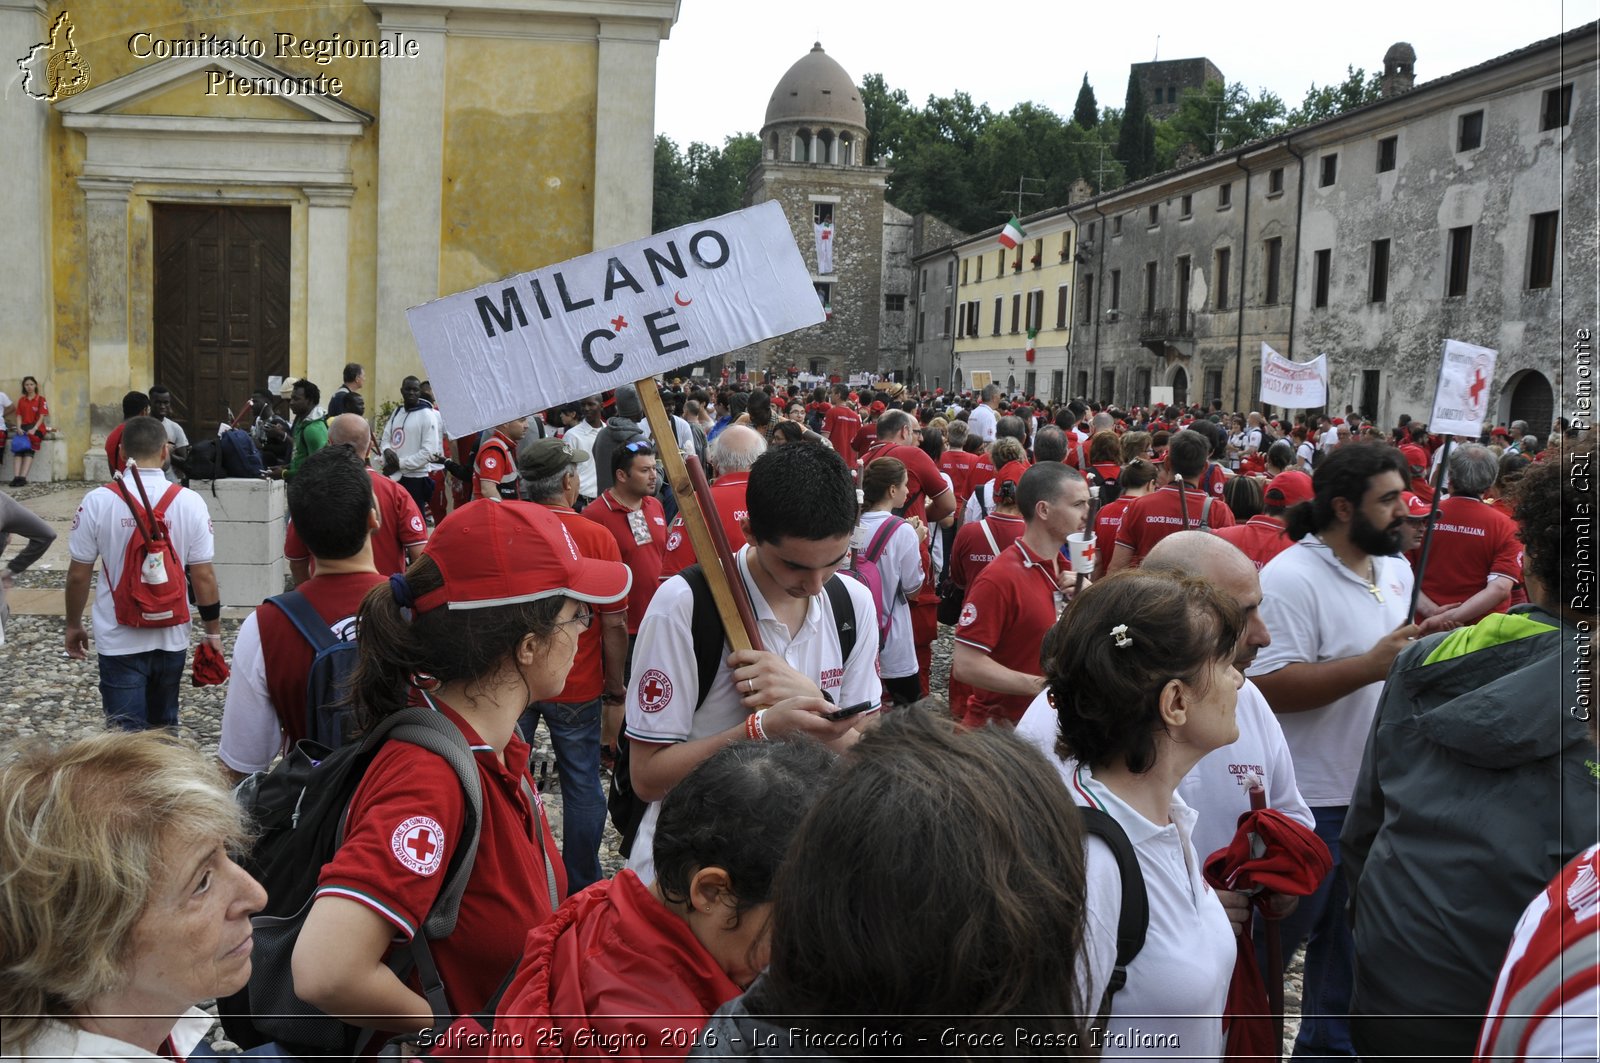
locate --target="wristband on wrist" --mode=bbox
[752,709,769,741]
[197,601,222,622]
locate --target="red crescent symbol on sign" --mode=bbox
[674,291,692,307]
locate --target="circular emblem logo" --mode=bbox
[389,426,404,447]
[482,455,497,471]
[391,816,446,876]
[666,531,683,551]
[637,669,674,714]
[409,514,425,533]
[958,602,978,627]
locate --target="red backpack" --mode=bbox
[106,473,190,628]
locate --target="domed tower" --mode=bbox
[1381,42,1416,98]
[761,42,869,166]
[736,43,910,382]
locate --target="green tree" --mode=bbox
[1154,80,1286,169]
[652,135,691,232]
[1115,70,1153,182]
[1072,74,1098,128]
[860,72,914,164]
[1287,66,1382,126]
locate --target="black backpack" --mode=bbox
[606,565,858,858]
[262,590,360,749]
[1078,806,1149,1027]
[222,706,545,1057]
[182,429,265,485]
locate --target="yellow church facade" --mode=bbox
[0,0,678,474]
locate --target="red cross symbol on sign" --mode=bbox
[611,314,629,331]
[820,229,831,240]
[1470,369,1487,405]
[406,828,436,863]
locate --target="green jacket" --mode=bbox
[1343,605,1598,1057]
[286,416,328,480]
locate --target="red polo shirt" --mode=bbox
[1115,483,1236,563]
[1419,495,1523,612]
[1092,496,1133,577]
[948,514,1025,593]
[1215,515,1294,571]
[970,455,997,490]
[473,431,518,500]
[940,450,978,505]
[583,490,666,633]
[257,571,386,744]
[539,503,629,702]
[860,440,952,521]
[823,404,861,469]
[955,538,1063,727]
[285,468,429,578]
[314,698,566,1027]
[659,472,751,580]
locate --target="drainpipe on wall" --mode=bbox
[1068,214,1081,400]
[947,249,959,391]
[1089,201,1107,403]
[1284,138,1308,377]
[1232,153,1253,411]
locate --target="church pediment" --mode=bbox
[56,54,371,127]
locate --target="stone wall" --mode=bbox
[1133,57,1226,118]
[879,202,915,374]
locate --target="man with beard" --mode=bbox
[1247,443,1443,1059]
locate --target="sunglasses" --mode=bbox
[621,441,655,455]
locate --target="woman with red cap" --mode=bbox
[290,499,632,1043]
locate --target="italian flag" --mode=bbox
[999,216,1025,249]
[1025,327,1037,362]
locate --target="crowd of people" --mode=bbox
[0,371,1593,1063]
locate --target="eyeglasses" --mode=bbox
[621,441,655,455]
[556,608,594,633]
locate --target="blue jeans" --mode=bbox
[1256,804,1355,1059]
[98,649,186,730]
[518,697,605,892]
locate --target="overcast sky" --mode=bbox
[654,1,1596,149]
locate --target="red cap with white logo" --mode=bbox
[414,499,631,613]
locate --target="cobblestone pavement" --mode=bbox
[0,479,1301,1049]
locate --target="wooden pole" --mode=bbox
[1406,437,1451,620]
[636,382,756,654]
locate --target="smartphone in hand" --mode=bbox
[823,700,874,722]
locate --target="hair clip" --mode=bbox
[1110,624,1133,649]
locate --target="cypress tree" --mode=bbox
[1116,70,1152,181]
[1073,74,1098,128]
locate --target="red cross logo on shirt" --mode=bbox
[391,815,446,876]
[405,828,436,863]
[638,669,673,714]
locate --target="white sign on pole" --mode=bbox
[1429,339,1498,437]
[1260,344,1328,409]
[406,201,823,439]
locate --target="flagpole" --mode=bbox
[1406,437,1452,620]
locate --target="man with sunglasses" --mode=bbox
[519,437,630,890]
[584,438,668,651]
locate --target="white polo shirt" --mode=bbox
[67,468,214,656]
[624,544,879,884]
[968,403,998,443]
[854,509,923,680]
[1247,536,1413,807]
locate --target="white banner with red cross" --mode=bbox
[1429,339,1498,437]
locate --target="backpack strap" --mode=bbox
[977,482,991,518]
[679,565,727,714]
[1077,806,1149,1028]
[862,515,903,563]
[1199,495,1214,532]
[823,575,857,666]
[978,519,1001,557]
[264,591,337,653]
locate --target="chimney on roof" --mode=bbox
[1381,42,1416,97]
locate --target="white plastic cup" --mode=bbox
[1066,531,1096,574]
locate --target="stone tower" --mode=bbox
[738,43,897,380]
[1381,42,1417,97]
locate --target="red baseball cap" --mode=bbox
[870,400,886,413]
[414,500,631,613]
[1265,471,1314,507]
[1492,426,1510,437]
[1401,492,1431,518]
[1399,444,1428,469]
[996,459,1031,488]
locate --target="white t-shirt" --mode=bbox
[854,509,923,679]
[964,481,1000,524]
[566,419,604,498]
[67,469,215,656]
[1247,536,1413,807]
[968,403,998,443]
[1176,679,1315,861]
[1321,426,1340,449]
[1295,441,1316,471]
[1013,713,1232,1062]
[624,545,879,884]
